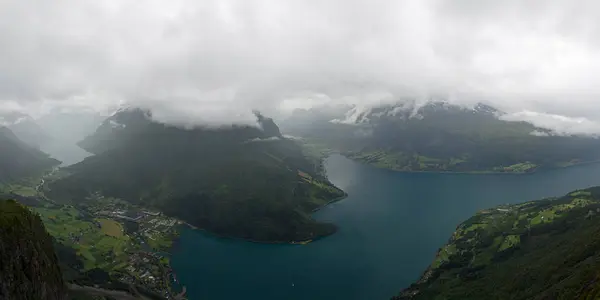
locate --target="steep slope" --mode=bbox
[0,111,51,148]
[50,109,345,242]
[395,187,600,300]
[77,108,152,155]
[0,199,66,299]
[283,101,600,173]
[37,110,105,144]
[0,126,60,182]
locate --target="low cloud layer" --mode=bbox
[2,0,600,131]
[501,111,600,136]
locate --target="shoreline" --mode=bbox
[166,228,187,298]
[311,192,349,213]
[180,192,349,246]
[346,156,600,175]
[299,139,600,174]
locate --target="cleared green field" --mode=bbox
[146,231,174,251]
[13,186,38,196]
[431,244,457,268]
[570,190,592,197]
[32,206,133,271]
[499,235,520,251]
[530,209,558,225]
[493,162,537,173]
[97,218,124,237]
[32,207,94,242]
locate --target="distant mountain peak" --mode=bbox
[112,107,152,119]
[0,111,33,126]
[472,103,501,115]
[0,111,50,148]
[254,111,283,138]
[330,100,504,125]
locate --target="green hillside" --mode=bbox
[0,126,59,182]
[49,109,345,243]
[395,187,600,300]
[284,102,600,173]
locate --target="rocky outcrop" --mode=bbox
[0,199,66,300]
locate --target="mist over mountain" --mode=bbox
[37,111,105,144]
[2,1,600,134]
[34,111,106,166]
[281,101,600,173]
[50,108,344,242]
[0,111,50,148]
[4,1,600,298]
[0,126,59,181]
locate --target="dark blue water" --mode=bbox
[171,154,600,300]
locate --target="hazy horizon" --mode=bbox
[2,0,600,132]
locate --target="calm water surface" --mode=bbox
[171,154,600,300]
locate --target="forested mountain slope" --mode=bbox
[50,109,345,242]
[283,101,600,173]
[0,126,59,182]
[395,187,600,300]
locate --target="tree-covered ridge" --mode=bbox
[49,109,346,243]
[0,126,60,182]
[0,199,66,300]
[283,102,600,173]
[395,187,600,300]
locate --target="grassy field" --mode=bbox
[97,218,124,237]
[498,235,520,251]
[8,184,38,196]
[493,162,537,173]
[298,172,346,208]
[31,205,134,271]
[33,206,94,241]
[145,230,174,252]
[0,182,39,196]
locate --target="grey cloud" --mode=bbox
[1,0,600,130]
[501,111,600,136]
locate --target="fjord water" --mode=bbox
[171,154,600,300]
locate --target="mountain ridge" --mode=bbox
[50,109,345,243]
[282,101,600,173]
[0,111,51,148]
[0,126,60,182]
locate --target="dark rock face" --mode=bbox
[254,111,283,138]
[0,200,66,300]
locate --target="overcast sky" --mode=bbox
[2,0,600,130]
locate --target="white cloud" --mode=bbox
[501,111,600,136]
[1,0,600,130]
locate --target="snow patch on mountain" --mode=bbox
[108,120,126,129]
[329,99,503,125]
[330,105,373,125]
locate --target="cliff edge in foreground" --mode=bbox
[0,199,66,300]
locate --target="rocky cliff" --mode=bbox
[0,199,66,300]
